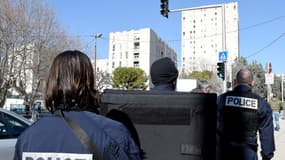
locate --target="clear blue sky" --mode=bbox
[45,0,285,74]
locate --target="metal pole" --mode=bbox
[169,4,223,13]
[267,84,272,102]
[223,61,227,92]
[228,62,232,91]
[281,74,284,102]
[94,37,97,85]
[222,4,227,93]
[94,33,102,88]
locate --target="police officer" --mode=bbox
[150,57,178,91]
[13,50,141,160]
[217,68,275,160]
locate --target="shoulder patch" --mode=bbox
[225,96,258,110]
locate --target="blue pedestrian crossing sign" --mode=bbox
[219,51,228,62]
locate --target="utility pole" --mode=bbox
[94,33,102,88]
[281,74,284,102]
[265,62,273,101]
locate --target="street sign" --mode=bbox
[265,73,274,85]
[219,51,228,62]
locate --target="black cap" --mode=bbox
[150,57,178,85]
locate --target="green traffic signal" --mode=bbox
[217,62,225,80]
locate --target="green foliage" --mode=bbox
[187,70,213,81]
[232,57,267,97]
[112,67,148,90]
[272,75,282,98]
[249,60,266,96]
[232,56,248,76]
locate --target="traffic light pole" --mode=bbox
[223,61,227,93]
[217,61,227,93]
[168,4,223,13]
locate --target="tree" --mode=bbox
[231,56,248,78]
[231,56,267,97]
[272,75,282,98]
[249,60,266,97]
[0,0,82,108]
[187,70,213,81]
[96,70,113,92]
[112,67,147,90]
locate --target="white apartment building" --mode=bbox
[95,59,109,73]
[106,28,177,87]
[181,2,239,75]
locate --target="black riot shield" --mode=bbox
[100,89,217,160]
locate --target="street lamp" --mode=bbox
[94,33,102,87]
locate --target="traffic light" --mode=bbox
[217,62,225,80]
[160,0,169,18]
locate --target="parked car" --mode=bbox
[0,108,32,160]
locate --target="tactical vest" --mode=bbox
[220,91,260,142]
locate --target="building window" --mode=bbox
[160,51,164,57]
[133,61,139,68]
[119,61,122,67]
[134,52,139,59]
[112,52,115,59]
[126,51,128,59]
[112,61,115,68]
[134,36,140,41]
[134,42,140,49]
[112,44,115,51]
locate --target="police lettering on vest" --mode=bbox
[22,152,92,160]
[225,96,258,110]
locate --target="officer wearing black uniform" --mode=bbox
[217,68,275,160]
